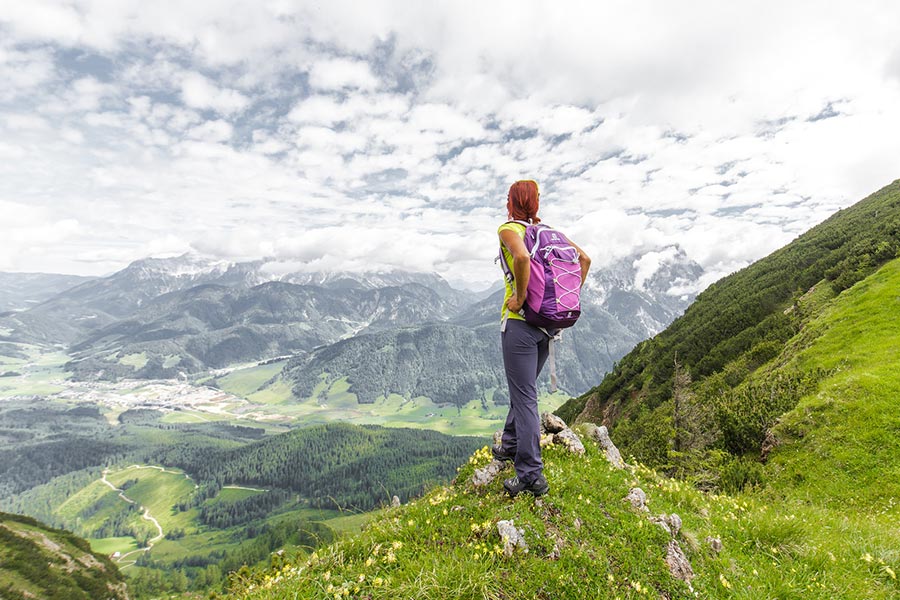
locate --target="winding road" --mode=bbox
[99,468,169,567]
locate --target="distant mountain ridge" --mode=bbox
[2,248,705,406]
[0,272,94,313]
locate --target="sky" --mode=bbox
[2,1,899,291]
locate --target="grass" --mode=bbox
[223,259,900,600]
[214,487,267,503]
[0,347,69,397]
[118,352,149,370]
[215,361,287,398]
[224,437,900,599]
[88,536,139,556]
[104,466,198,533]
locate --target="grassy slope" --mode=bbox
[0,512,129,600]
[223,258,900,600]
[558,179,900,428]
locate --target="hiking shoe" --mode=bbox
[503,475,549,498]
[491,445,515,463]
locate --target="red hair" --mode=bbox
[507,180,541,223]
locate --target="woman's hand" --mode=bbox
[507,293,524,313]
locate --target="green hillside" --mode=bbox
[0,511,129,600]
[226,187,900,599]
[158,422,483,510]
[557,179,900,466]
[0,412,482,597]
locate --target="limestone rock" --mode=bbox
[625,487,649,511]
[706,536,723,553]
[665,540,694,585]
[541,412,567,434]
[668,513,682,536]
[496,520,528,557]
[391,495,400,508]
[583,423,625,469]
[553,428,585,455]
[471,460,505,487]
[651,513,682,537]
[492,430,503,447]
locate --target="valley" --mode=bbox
[1,349,568,436]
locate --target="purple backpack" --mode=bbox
[500,221,582,329]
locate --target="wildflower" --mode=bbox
[386,550,396,563]
[374,577,384,587]
[365,557,375,567]
[358,574,365,583]
[392,541,403,550]
[863,553,873,563]
[885,566,897,580]
[719,574,732,589]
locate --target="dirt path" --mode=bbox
[100,468,167,567]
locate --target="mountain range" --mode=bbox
[1,248,704,403]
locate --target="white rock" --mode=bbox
[583,423,625,469]
[497,520,528,557]
[471,460,505,487]
[553,428,586,455]
[625,487,649,511]
[665,540,694,585]
[541,412,567,434]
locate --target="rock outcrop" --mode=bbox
[496,520,528,557]
[582,423,626,469]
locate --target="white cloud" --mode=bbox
[181,72,249,114]
[0,0,898,290]
[187,119,233,143]
[309,57,379,91]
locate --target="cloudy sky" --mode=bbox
[2,1,899,290]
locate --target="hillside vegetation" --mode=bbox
[157,422,483,511]
[557,179,900,469]
[0,511,129,600]
[0,412,481,597]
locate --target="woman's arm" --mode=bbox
[499,228,530,312]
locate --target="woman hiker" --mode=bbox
[493,180,591,497]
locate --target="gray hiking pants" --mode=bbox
[500,319,551,483]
